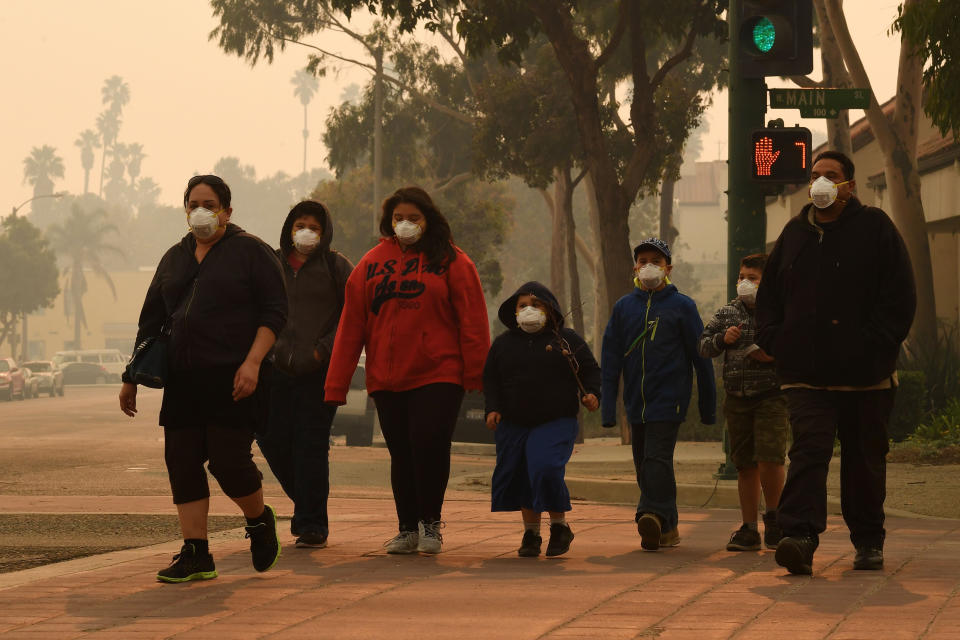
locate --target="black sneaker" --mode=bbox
[295,530,328,549]
[726,525,762,551]
[156,543,217,583]
[518,529,542,557]
[636,513,662,551]
[775,536,816,575]
[245,504,281,572]
[762,510,782,549]
[853,546,883,570]
[545,523,574,557]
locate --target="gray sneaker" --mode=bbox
[417,520,444,554]
[384,530,419,554]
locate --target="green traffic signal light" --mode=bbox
[752,17,776,53]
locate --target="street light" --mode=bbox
[9,191,67,219]
[6,191,67,361]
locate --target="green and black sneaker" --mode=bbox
[245,504,281,572]
[156,543,217,583]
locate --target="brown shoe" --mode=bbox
[636,513,662,551]
[660,527,680,548]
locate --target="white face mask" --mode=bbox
[516,306,547,333]
[636,263,665,290]
[188,207,221,240]
[293,228,321,254]
[809,176,848,209]
[393,219,424,245]
[737,279,758,303]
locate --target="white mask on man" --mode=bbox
[809,176,849,209]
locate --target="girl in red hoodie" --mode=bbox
[324,186,490,555]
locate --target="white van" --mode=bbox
[52,349,128,382]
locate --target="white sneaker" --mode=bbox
[384,530,419,554]
[417,520,444,554]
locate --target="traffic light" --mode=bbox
[751,127,812,183]
[739,0,813,78]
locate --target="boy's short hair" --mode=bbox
[740,253,767,272]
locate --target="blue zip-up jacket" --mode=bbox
[600,284,716,426]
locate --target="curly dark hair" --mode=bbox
[379,186,457,268]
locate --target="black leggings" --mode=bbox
[164,424,263,504]
[372,383,464,531]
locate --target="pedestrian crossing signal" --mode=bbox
[751,128,812,183]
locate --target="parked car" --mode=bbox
[21,366,41,399]
[52,349,127,382]
[21,360,64,397]
[0,357,27,401]
[61,361,111,385]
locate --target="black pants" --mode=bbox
[258,367,336,536]
[164,424,263,504]
[372,383,464,531]
[778,388,895,549]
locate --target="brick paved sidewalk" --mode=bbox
[1,497,959,639]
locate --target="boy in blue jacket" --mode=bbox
[601,238,716,551]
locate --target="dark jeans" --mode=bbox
[258,367,336,536]
[372,383,465,531]
[631,421,681,533]
[778,388,895,549]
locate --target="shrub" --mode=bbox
[908,398,960,448]
[888,370,928,442]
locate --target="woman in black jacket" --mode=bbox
[119,174,287,583]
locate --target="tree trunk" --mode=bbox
[373,47,384,237]
[73,278,82,350]
[550,174,568,310]
[98,146,107,199]
[83,168,90,196]
[659,174,679,248]
[814,0,853,157]
[824,0,938,349]
[302,103,309,176]
[556,166,585,335]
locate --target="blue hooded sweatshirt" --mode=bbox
[601,284,716,426]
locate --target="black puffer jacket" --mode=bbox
[270,205,354,376]
[756,197,916,387]
[483,281,601,427]
[126,224,287,376]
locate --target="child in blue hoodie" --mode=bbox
[484,281,601,558]
[601,238,716,551]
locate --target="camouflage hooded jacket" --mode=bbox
[699,298,779,397]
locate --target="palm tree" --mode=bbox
[22,145,65,204]
[125,143,145,182]
[96,110,121,198]
[46,205,123,349]
[101,75,130,115]
[74,130,100,194]
[291,70,320,175]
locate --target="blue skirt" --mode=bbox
[491,417,578,513]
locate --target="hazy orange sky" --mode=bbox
[1,1,904,216]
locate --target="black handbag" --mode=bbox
[125,276,195,388]
[126,332,169,388]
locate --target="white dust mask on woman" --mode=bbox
[393,220,423,245]
[188,207,221,240]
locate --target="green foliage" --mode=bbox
[0,216,60,349]
[909,398,960,448]
[889,370,928,442]
[894,0,960,140]
[900,321,960,414]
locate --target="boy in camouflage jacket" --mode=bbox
[699,254,787,552]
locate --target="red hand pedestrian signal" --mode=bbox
[750,128,812,183]
[754,136,780,176]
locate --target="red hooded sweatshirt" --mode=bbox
[324,237,490,404]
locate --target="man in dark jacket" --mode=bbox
[259,201,353,549]
[756,150,916,575]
